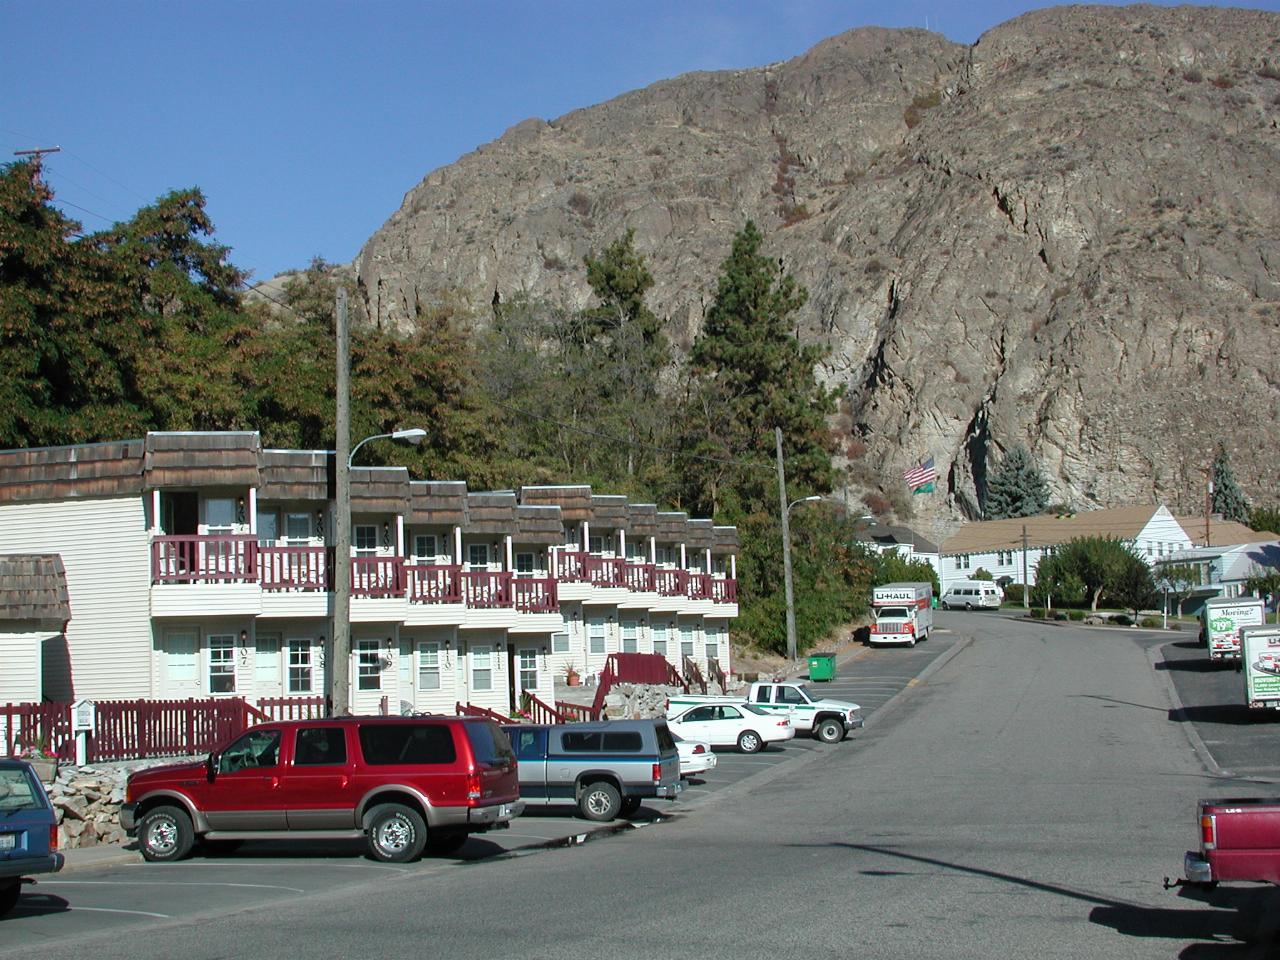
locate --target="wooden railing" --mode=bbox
[624,562,655,592]
[512,577,558,613]
[553,550,589,582]
[707,657,727,691]
[522,693,565,724]
[259,545,329,591]
[586,556,627,587]
[686,572,713,600]
[683,656,708,694]
[590,652,688,717]
[462,570,512,608]
[556,700,599,722]
[710,577,738,603]
[655,567,689,596]
[352,556,405,598]
[407,564,462,603]
[455,702,512,724]
[151,534,258,584]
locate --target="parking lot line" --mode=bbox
[43,880,307,893]
[69,907,172,919]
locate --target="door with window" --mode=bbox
[281,726,356,829]
[516,646,539,700]
[197,727,286,831]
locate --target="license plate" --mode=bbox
[0,835,14,851]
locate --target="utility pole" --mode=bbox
[776,427,798,663]
[13,146,60,184]
[1205,474,1214,547]
[331,289,352,717]
[1022,524,1030,609]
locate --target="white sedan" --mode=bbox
[667,702,795,754]
[672,734,718,777]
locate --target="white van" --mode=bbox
[941,580,1003,610]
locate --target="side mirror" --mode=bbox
[206,752,218,783]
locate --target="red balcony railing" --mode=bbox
[586,556,627,587]
[553,550,589,582]
[686,572,713,600]
[513,577,558,613]
[462,570,512,608]
[352,556,405,598]
[259,545,330,591]
[655,567,689,597]
[624,562,655,592]
[407,564,462,603]
[152,535,258,584]
[710,577,738,603]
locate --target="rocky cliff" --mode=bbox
[356,5,1280,529]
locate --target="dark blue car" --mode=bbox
[0,759,63,917]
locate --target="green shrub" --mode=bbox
[1004,584,1024,604]
[1067,609,1085,621]
[1113,614,1134,627]
[1140,617,1161,629]
[1029,607,1045,619]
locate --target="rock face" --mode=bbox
[357,6,1280,526]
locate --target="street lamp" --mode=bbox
[331,426,427,717]
[782,495,823,664]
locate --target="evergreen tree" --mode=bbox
[1212,444,1251,522]
[1250,505,1280,536]
[984,444,1050,519]
[680,220,837,515]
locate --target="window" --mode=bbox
[515,552,535,576]
[719,705,742,720]
[471,644,493,691]
[656,546,673,566]
[294,727,347,766]
[208,634,236,694]
[359,723,456,765]
[465,722,514,765]
[354,524,377,556]
[652,623,668,657]
[680,625,695,659]
[288,640,313,693]
[779,686,807,705]
[399,639,413,687]
[588,618,606,655]
[417,641,441,690]
[257,511,279,546]
[218,729,279,773]
[205,497,236,532]
[467,543,490,569]
[518,648,538,691]
[705,636,719,660]
[627,540,646,561]
[285,513,312,544]
[414,534,438,562]
[588,534,605,555]
[551,632,569,654]
[255,633,281,684]
[510,727,546,761]
[683,706,716,722]
[357,639,381,691]
[621,620,638,654]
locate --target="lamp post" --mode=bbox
[331,426,427,717]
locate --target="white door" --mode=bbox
[165,631,200,697]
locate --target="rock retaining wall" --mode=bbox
[46,758,183,849]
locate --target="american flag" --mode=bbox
[903,456,937,490]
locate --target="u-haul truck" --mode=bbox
[1242,625,1280,710]
[870,582,933,647]
[1201,597,1265,663]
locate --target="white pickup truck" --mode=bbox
[667,681,863,743]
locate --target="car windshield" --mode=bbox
[0,768,42,813]
[877,607,909,619]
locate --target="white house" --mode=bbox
[0,555,70,704]
[853,521,941,585]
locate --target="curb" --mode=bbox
[1149,639,1235,780]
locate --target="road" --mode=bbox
[2,612,1260,958]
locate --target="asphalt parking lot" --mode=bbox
[1157,634,1280,780]
[0,625,968,947]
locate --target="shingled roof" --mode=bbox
[0,439,145,503]
[520,486,593,521]
[409,481,468,525]
[0,555,70,624]
[145,432,261,489]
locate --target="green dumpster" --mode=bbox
[807,652,837,682]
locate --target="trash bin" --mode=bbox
[807,652,837,682]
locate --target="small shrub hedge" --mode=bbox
[1067,609,1085,621]
[1140,617,1162,629]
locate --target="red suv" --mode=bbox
[122,716,521,863]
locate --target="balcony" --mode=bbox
[586,556,626,588]
[260,546,329,591]
[462,570,512,609]
[710,577,738,603]
[624,562,655,592]
[554,550,589,582]
[512,577,559,613]
[686,572,713,600]
[351,556,405,598]
[152,535,258,584]
[407,564,462,604]
[655,567,689,597]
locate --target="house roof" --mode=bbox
[1174,516,1277,547]
[519,485,593,521]
[0,555,70,623]
[515,505,563,545]
[408,481,468,525]
[939,505,1165,555]
[856,523,939,555]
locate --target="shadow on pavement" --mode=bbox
[1157,658,1238,674]
[7,892,70,918]
[1171,704,1280,726]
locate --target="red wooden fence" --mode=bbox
[556,700,599,722]
[454,702,512,724]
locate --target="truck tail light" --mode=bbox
[652,763,662,784]
[50,824,59,851]
[467,771,483,802]
[1201,814,1217,850]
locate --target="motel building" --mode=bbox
[0,432,739,717]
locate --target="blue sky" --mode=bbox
[5,1,1276,283]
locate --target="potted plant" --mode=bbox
[19,740,58,784]
[565,664,581,687]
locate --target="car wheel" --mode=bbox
[737,730,763,754]
[965,602,973,610]
[367,803,427,863]
[815,718,844,744]
[425,829,468,855]
[578,781,622,822]
[0,880,20,918]
[138,805,195,862]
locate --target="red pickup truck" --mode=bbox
[1175,797,1280,887]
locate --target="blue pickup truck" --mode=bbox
[0,759,64,917]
